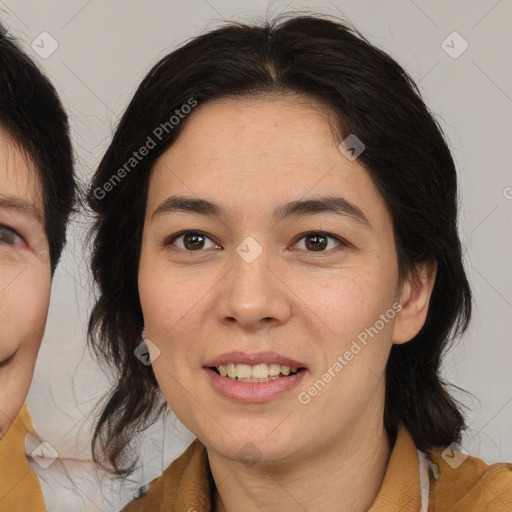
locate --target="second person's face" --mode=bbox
[0,132,51,437]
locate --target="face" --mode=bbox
[0,131,51,438]
[138,96,432,464]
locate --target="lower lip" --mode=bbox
[204,368,307,403]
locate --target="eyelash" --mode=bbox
[0,224,25,247]
[163,230,349,254]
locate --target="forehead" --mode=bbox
[170,94,340,166]
[0,129,43,217]
[148,95,390,230]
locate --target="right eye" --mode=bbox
[164,231,220,252]
[0,224,24,246]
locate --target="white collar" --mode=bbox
[417,449,432,511]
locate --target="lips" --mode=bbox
[203,351,307,369]
[204,365,307,402]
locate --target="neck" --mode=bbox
[0,349,33,439]
[209,416,392,512]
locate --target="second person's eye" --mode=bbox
[0,224,25,247]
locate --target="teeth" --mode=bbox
[237,364,252,379]
[252,364,268,379]
[269,363,281,376]
[216,363,300,381]
[227,363,237,378]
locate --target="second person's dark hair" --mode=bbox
[0,24,76,272]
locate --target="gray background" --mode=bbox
[1,0,511,510]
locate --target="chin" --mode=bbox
[203,427,301,465]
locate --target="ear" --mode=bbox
[392,259,437,345]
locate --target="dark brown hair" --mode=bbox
[0,24,76,273]
[87,13,471,475]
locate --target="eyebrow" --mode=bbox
[152,194,371,228]
[0,194,43,221]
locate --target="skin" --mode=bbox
[138,95,436,512]
[0,131,51,439]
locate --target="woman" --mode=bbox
[87,14,512,511]
[0,24,76,510]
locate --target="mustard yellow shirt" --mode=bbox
[123,425,512,511]
[0,405,45,512]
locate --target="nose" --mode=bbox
[215,242,292,331]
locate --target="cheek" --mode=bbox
[138,260,192,339]
[291,258,399,402]
[295,265,397,341]
[138,253,196,376]
[138,264,196,424]
[139,282,213,389]
[138,249,218,344]
[0,261,51,362]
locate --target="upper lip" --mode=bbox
[204,351,307,369]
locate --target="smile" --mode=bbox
[212,363,301,382]
[205,366,307,402]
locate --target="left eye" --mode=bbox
[293,232,344,252]
[165,230,345,254]
[0,224,24,246]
